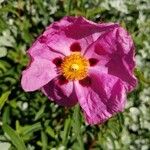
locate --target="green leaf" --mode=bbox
[64,0,72,15]
[61,117,72,146]
[46,126,55,139]
[0,4,20,17]
[86,7,106,19]
[41,131,48,150]
[0,60,10,73]
[0,91,11,109]
[2,106,10,124]
[2,124,27,150]
[0,17,8,33]
[72,105,84,150]
[19,122,42,141]
[135,68,150,84]
[34,105,45,121]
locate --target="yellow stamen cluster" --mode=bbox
[60,53,89,80]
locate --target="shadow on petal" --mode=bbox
[42,77,78,107]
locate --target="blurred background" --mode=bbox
[0,0,150,150]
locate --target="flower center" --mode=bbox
[60,53,89,80]
[70,64,79,71]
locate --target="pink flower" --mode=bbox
[21,16,137,125]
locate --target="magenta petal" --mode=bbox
[74,69,126,125]
[44,30,91,56]
[64,17,118,40]
[42,78,77,107]
[28,40,64,61]
[84,26,137,92]
[42,17,90,55]
[105,27,137,92]
[45,32,73,56]
[44,16,77,35]
[64,17,118,54]
[44,17,119,56]
[106,53,137,92]
[21,58,56,91]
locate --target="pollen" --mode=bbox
[60,53,89,80]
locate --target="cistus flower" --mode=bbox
[21,16,137,125]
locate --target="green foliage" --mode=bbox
[2,124,27,150]
[0,91,11,109]
[0,0,150,149]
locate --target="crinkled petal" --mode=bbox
[44,16,77,35]
[45,16,118,36]
[43,31,90,56]
[21,58,57,91]
[43,17,92,55]
[63,17,119,54]
[44,32,73,56]
[27,17,76,57]
[42,78,77,107]
[106,53,137,92]
[74,69,126,125]
[64,17,118,40]
[42,17,119,56]
[28,40,64,61]
[84,26,137,92]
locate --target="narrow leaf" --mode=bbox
[62,117,72,146]
[21,122,42,137]
[46,126,55,139]
[73,105,84,150]
[2,124,27,150]
[0,91,11,109]
[34,105,45,121]
[41,131,48,150]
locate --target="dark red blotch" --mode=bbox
[58,75,68,85]
[79,76,92,87]
[70,42,81,52]
[89,58,99,66]
[53,57,63,67]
